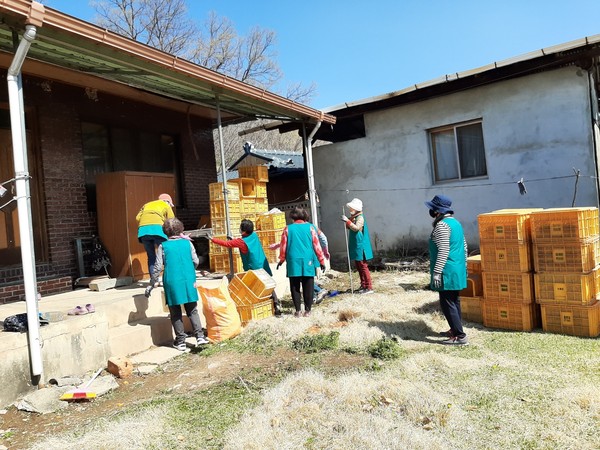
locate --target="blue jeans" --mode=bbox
[140,235,166,280]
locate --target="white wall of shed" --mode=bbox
[314,66,598,257]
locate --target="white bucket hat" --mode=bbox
[346,198,363,212]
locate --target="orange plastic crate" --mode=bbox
[238,165,269,182]
[482,271,534,303]
[533,238,600,273]
[208,181,240,201]
[231,178,256,198]
[478,209,541,242]
[534,269,600,306]
[460,274,483,297]
[210,253,243,273]
[461,296,483,323]
[257,212,287,230]
[241,269,276,298]
[479,239,533,272]
[540,303,600,337]
[263,247,279,264]
[210,200,241,218]
[255,182,268,198]
[209,235,241,256]
[483,301,541,331]
[467,255,482,275]
[530,207,599,241]
[228,273,273,325]
[256,229,284,248]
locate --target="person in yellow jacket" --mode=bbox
[136,194,175,287]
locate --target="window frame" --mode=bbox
[429,119,487,183]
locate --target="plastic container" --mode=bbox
[533,237,600,273]
[540,303,600,337]
[479,239,533,272]
[482,271,535,303]
[478,209,542,242]
[483,301,541,331]
[530,207,599,241]
[241,269,276,298]
[460,297,483,324]
[257,212,287,231]
[208,182,240,201]
[534,269,600,306]
[228,273,273,326]
[238,165,269,182]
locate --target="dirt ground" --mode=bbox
[1,265,425,450]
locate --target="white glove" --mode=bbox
[341,215,348,222]
[206,231,213,240]
[432,273,442,289]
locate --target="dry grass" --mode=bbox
[25,270,600,449]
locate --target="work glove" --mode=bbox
[320,264,326,272]
[432,273,442,289]
[269,243,279,250]
[206,231,213,241]
[276,261,283,270]
[340,215,348,222]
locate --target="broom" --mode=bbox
[60,367,103,401]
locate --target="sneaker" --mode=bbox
[294,311,302,318]
[303,311,311,317]
[274,307,283,317]
[441,336,468,346]
[314,290,328,304]
[196,335,209,346]
[439,329,453,337]
[144,286,153,298]
[173,342,187,351]
[359,289,374,295]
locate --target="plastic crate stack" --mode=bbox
[530,207,600,337]
[460,255,484,323]
[228,269,275,326]
[478,209,542,331]
[208,180,243,273]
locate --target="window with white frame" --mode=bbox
[430,121,487,182]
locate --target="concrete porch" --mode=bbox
[0,265,289,409]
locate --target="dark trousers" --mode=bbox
[168,302,203,344]
[439,290,465,338]
[289,276,314,312]
[355,260,372,289]
[140,235,166,280]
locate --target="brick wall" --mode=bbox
[0,75,216,301]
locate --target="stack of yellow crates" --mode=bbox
[530,207,600,337]
[460,255,484,323]
[208,166,274,273]
[478,209,541,331]
[228,269,275,326]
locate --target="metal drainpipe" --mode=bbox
[304,121,322,225]
[215,95,234,277]
[7,24,43,379]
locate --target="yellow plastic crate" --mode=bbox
[263,247,279,264]
[482,271,534,303]
[209,200,241,218]
[256,229,284,248]
[541,303,600,337]
[238,165,269,182]
[210,218,239,235]
[461,296,483,324]
[255,182,268,198]
[231,178,256,198]
[483,301,541,331]
[478,209,542,242]
[208,182,240,201]
[255,198,269,214]
[209,235,241,256]
[257,212,287,231]
[467,255,482,275]
[460,274,483,297]
[228,273,273,326]
[240,198,257,215]
[479,239,533,272]
[241,269,276,298]
[534,269,600,306]
[210,253,243,273]
[530,207,599,241]
[533,238,600,273]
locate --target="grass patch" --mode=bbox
[367,337,405,360]
[292,331,340,353]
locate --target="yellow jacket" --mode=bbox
[136,200,174,227]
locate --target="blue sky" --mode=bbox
[44,0,600,109]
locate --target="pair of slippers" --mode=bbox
[67,304,95,316]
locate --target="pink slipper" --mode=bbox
[85,304,95,313]
[67,306,88,316]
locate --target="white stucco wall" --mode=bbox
[314,67,599,256]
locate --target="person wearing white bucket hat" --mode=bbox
[425,194,468,345]
[341,198,374,294]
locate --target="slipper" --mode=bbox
[85,304,95,313]
[67,306,88,316]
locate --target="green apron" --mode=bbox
[428,217,467,291]
[241,233,272,276]
[162,239,199,306]
[285,222,320,277]
[348,214,373,261]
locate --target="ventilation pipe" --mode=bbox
[303,121,322,225]
[7,22,42,379]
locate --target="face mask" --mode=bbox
[429,209,437,218]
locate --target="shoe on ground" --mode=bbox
[314,290,328,304]
[274,307,282,317]
[359,289,374,295]
[441,336,468,346]
[294,311,302,318]
[173,342,187,351]
[303,311,311,317]
[439,329,453,337]
[196,335,209,346]
[144,286,153,298]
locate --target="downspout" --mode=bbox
[7,23,42,379]
[587,69,600,208]
[215,95,234,276]
[303,121,322,225]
